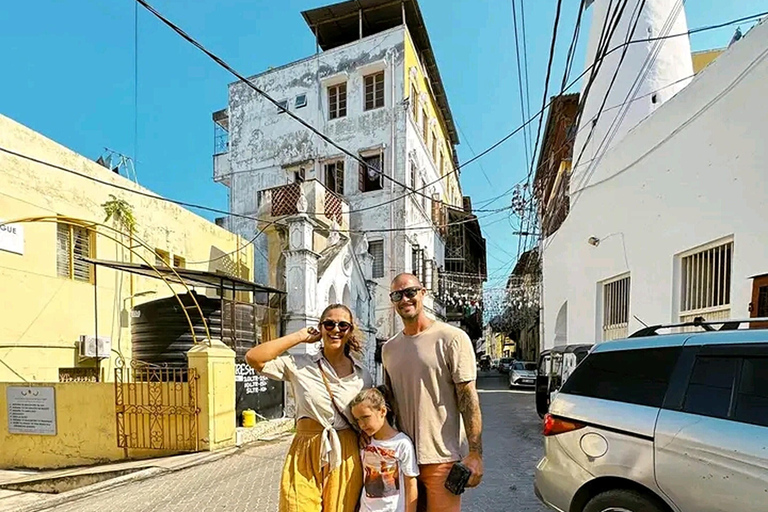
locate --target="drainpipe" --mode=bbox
[389,50,397,339]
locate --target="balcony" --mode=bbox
[212,109,230,187]
[260,179,350,234]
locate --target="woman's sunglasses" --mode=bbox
[321,320,352,332]
[389,287,422,302]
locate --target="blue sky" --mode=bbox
[0,0,764,291]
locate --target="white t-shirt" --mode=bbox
[360,432,420,512]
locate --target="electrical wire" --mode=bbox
[134,0,455,212]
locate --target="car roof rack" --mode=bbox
[628,317,768,338]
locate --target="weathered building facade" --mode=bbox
[213,0,482,358]
[540,9,768,348]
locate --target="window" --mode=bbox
[431,133,437,161]
[411,245,423,281]
[735,357,768,427]
[683,356,737,419]
[364,71,385,111]
[560,347,681,408]
[421,180,428,212]
[56,223,93,282]
[422,108,428,141]
[359,154,383,192]
[277,100,288,113]
[328,83,347,120]
[439,151,444,176]
[431,193,442,226]
[680,240,732,324]
[410,162,417,189]
[602,275,630,341]
[173,255,186,268]
[410,84,419,120]
[155,249,170,266]
[295,94,307,108]
[325,161,344,195]
[368,240,384,278]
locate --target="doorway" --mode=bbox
[750,275,768,329]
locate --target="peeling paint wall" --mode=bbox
[219,26,457,340]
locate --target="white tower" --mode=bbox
[572,0,694,188]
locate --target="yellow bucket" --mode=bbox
[242,409,257,428]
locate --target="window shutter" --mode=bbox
[72,226,92,282]
[336,162,344,195]
[359,161,365,192]
[56,223,71,278]
[431,194,440,225]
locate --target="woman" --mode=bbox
[246,303,372,512]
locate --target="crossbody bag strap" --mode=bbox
[317,360,357,431]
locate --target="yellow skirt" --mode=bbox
[279,418,362,512]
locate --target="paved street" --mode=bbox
[45,372,547,512]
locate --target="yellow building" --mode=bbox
[0,113,254,383]
[692,48,725,74]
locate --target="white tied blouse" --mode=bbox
[259,350,372,469]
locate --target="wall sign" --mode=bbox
[7,386,57,435]
[0,219,24,255]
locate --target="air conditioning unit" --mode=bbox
[78,335,111,359]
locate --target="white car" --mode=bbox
[508,361,537,388]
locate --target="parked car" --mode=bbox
[535,318,768,512]
[535,344,592,418]
[498,357,514,374]
[508,361,537,388]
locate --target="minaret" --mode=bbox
[572,0,694,188]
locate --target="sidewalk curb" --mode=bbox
[6,433,293,512]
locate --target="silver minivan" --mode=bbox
[535,319,768,512]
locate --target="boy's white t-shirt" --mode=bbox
[360,432,420,512]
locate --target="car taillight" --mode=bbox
[542,413,585,436]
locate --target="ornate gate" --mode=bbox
[115,361,200,451]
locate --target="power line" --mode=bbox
[134,0,457,213]
[473,9,768,214]
[511,0,532,169]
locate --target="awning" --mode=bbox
[84,258,284,294]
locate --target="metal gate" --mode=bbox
[115,361,200,451]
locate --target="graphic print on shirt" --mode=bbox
[362,444,400,498]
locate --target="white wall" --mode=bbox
[574,0,693,187]
[542,19,768,348]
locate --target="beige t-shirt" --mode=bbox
[260,351,372,468]
[382,321,477,465]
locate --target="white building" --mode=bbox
[541,5,768,348]
[212,0,471,363]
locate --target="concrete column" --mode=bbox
[187,340,236,451]
[284,213,321,353]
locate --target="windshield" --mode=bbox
[500,358,513,364]
[512,362,536,371]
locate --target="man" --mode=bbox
[382,273,483,512]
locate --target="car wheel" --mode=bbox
[583,489,666,512]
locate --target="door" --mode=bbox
[655,349,768,512]
[750,275,768,329]
[536,352,551,417]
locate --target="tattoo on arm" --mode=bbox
[456,381,483,456]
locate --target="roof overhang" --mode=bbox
[84,259,284,294]
[301,0,459,145]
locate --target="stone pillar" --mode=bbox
[188,341,236,451]
[284,213,321,352]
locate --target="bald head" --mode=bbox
[391,273,422,291]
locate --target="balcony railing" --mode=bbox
[261,179,349,232]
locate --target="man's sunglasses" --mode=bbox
[321,320,352,332]
[389,287,422,302]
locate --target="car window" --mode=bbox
[511,362,523,370]
[560,347,681,408]
[683,356,737,419]
[734,357,768,428]
[524,363,537,371]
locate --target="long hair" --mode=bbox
[350,387,396,426]
[319,303,364,356]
